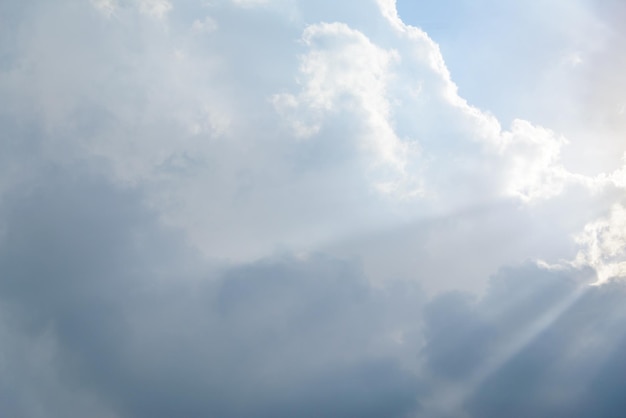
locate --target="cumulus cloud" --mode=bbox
[1,0,626,416]
[273,21,421,196]
[573,204,626,284]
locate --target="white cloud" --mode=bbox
[91,0,118,17]
[498,120,570,202]
[191,16,218,33]
[0,0,623,299]
[2,0,626,416]
[573,204,626,284]
[273,22,421,197]
[4,0,623,277]
[137,0,172,19]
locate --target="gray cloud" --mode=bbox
[421,266,626,417]
[1,1,626,417]
[2,168,626,417]
[0,168,424,418]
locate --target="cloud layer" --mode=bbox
[1,0,625,417]
[1,171,626,417]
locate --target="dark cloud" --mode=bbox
[422,291,494,379]
[0,168,423,418]
[420,265,626,418]
[2,168,626,418]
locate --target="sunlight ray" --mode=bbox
[421,280,590,417]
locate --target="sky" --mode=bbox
[0,0,625,417]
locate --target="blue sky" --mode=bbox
[0,1,625,417]
[396,0,626,174]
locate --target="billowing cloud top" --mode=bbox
[1,0,625,417]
